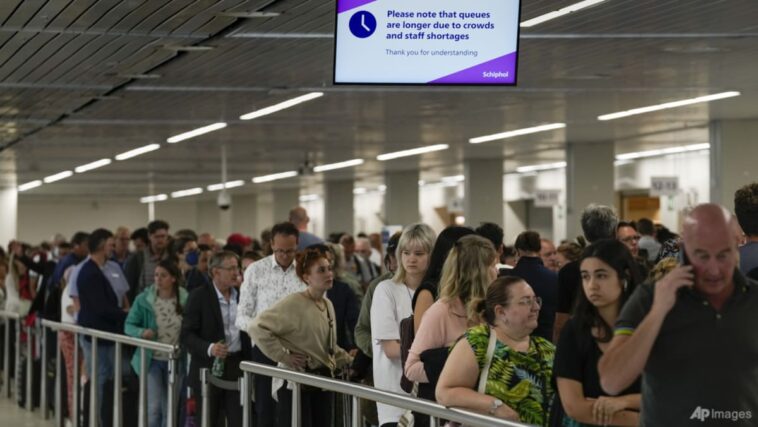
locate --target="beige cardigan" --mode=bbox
[248,292,352,373]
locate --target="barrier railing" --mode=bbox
[40,319,181,427]
[0,310,23,402]
[239,361,528,427]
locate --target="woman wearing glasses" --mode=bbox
[248,248,352,427]
[550,240,641,426]
[436,276,555,426]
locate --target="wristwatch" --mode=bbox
[489,398,504,415]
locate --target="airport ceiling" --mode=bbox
[1,0,757,199]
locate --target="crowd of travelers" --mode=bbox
[2,182,758,427]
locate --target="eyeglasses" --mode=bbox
[620,235,641,244]
[217,265,242,274]
[513,296,542,307]
[273,249,297,256]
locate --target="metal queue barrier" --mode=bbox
[0,310,23,402]
[238,361,529,427]
[40,319,181,427]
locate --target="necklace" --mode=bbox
[304,290,327,312]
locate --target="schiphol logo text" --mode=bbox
[690,406,752,422]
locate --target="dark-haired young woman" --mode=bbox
[125,260,188,427]
[436,276,555,426]
[551,239,641,426]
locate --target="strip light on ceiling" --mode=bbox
[140,194,168,203]
[520,0,608,28]
[115,144,160,160]
[470,123,566,144]
[252,171,298,183]
[74,158,112,173]
[207,180,245,191]
[18,180,42,192]
[171,187,203,198]
[167,122,227,143]
[516,162,568,173]
[598,91,741,121]
[43,170,73,183]
[377,144,449,161]
[299,194,319,202]
[615,143,710,160]
[240,92,324,120]
[314,159,364,172]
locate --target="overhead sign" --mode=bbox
[650,176,679,197]
[534,190,561,207]
[334,0,522,85]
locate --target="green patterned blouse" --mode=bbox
[465,324,555,426]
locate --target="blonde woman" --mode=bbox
[370,223,436,427]
[405,235,498,426]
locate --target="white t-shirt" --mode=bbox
[370,278,414,425]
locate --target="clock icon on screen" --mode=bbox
[349,11,377,38]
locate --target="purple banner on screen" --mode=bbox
[429,52,517,84]
[338,0,377,14]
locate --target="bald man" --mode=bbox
[599,204,758,426]
[289,206,323,250]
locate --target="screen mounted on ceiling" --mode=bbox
[334,0,522,85]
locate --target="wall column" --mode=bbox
[273,188,299,224]
[324,179,355,236]
[566,142,615,240]
[710,120,758,209]
[464,158,504,227]
[384,170,419,227]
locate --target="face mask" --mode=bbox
[186,250,199,267]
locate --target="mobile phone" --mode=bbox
[677,244,695,295]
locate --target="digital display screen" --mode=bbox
[334,0,521,85]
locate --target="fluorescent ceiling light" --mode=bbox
[240,92,324,120]
[299,194,319,202]
[470,123,566,144]
[252,170,298,183]
[521,0,607,28]
[74,158,112,173]
[167,122,227,143]
[314,159,364,173]
[377,144,449,161]
[18,180,42,192]
[598,91,741,121]
[43,170,73,183]
[516,162,567,173]
[615,143,710,160]
[140,194,168,203]
[441,175,465,183]
[353,187,367,195]
[115,144,160,160]
[171,187,203,198]
[207,180,245,191]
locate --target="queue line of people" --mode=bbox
[4,191,758,427]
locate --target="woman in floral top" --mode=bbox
[437,276,555,426]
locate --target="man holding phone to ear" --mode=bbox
[599,203,758,426]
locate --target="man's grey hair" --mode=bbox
[580,204,619,243]
[209,250,240,277]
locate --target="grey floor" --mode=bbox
[0,395,51,427]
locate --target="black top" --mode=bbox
[412,280,439,310]
[551,318,641,426]
[327,279,360,350]
[557,260,581,314]
[616,271,758,426]
[505,256,558,341]
[77,259,127,339]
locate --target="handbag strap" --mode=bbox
[477,327,497,394]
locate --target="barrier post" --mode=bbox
[292,382,302,427]
[201,368,209,427]
[72,333,79,427]
[2,317,10,398]
[113,342,123,427]
[41,325,49,419]
[241,372,251,427]
[167,357,177,427]
[25,324,33,411]
[139,347,148,427]
[351,395,361,427]
[90,336,99,427]
[55,329,63,427]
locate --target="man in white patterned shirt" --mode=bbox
[236,221,302,427]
